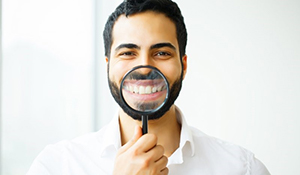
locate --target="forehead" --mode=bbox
[111,11,178,50]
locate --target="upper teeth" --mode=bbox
[125,85,165,94]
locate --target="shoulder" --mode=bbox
[29,131,101,163]
[45,124,111,156]
[27,126,110,175]
[190,126,249,155]
[189,127,270,175]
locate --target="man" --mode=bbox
[27,0,270,174]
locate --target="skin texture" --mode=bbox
[106,11,187,175]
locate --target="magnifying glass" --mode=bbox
[120,65,170,135]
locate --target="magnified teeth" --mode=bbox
[134,86,138,93]
[157,86,162,91]
[139,86,145,94]
[145,86,152,94]
[129,86,133,93]
[127,85,165,94]
[152,86,157,93]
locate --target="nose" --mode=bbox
[137,53,154,74]
[138,66,153,75]
[139,54,153,65]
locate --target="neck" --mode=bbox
[119,105,181,157]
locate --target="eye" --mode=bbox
[154,51,172,60]
[120,51,135,56]
[118,51,137,59]
[156,51,171,56]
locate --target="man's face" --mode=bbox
[107,11,187,120]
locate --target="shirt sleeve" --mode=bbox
[248,153,271,175]
[26,143,64,175]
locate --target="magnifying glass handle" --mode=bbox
[142,115,148,135]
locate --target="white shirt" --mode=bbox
[27,107,270,175]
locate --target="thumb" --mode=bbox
[118,125,142,154]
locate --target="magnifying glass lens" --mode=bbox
[121,67,168,112]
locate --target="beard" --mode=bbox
[108,71,183,121]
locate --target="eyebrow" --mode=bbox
[150,42,176,51]
[115,43,141,52]
[115,42,176,52]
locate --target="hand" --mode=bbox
[113,126,169,175]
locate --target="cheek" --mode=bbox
[158,64,182,87]
[109,61,132,85]
[109,63,123,84]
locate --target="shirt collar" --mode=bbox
[167,106,195,165]
[99,106,195,160]
[99,112,121,157]
[176,106,195,156]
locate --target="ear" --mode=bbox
[182,55,187,80]
[105,57,110,73]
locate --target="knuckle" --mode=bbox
[156,145,165,154]
[163,156,168,164]
[131,148,139,156]
[141,157,151,168]
[147,134,158,143]
[125,149,139,161]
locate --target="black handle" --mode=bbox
[142,115,148,135]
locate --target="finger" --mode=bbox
[131,133,158,153]
[155,155,168,173]
[160,167,169,175]
[118,125,142,154]
[145,145,165,162]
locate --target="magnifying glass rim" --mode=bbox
[120,65,170,115]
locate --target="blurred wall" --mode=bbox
[175,1,300,175]
[2,0,95,174]
[0,0,2,173]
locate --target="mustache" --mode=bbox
[126,70,161,80]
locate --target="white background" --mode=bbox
[1,0,300,175]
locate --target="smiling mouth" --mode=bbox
[122,80,167,95]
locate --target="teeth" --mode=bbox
[145,86,152,94]
[139,86,145,94]
[134,86,138,93]
[152,86,157,93]
[127,85,165,94]
[129,86,133,93]
[157,85,162,91]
